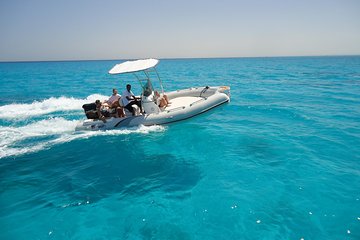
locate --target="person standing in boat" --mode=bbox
[122,84,141,116]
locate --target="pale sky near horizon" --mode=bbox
[0,0,359,61]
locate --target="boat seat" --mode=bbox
[124,104,141,116]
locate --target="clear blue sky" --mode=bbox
[0,0,359,61]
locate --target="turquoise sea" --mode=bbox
[0,57,359,239]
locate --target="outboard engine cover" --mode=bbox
[82,103,96,112]
[82,103,99,119]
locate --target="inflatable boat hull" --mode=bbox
[75,86,230,131]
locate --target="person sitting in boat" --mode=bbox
[122,84,141,116]
[96,98,125,119]
[104,88,121,108]
[95,100,108,122]
[101,88,126,118]
[155,91,170,108]
[112,98,125,118]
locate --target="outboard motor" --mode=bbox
[82,103,99,119]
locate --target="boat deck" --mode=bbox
[165,96,202,111]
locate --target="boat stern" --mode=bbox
[75,119,106,131]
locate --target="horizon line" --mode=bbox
[1,54,360,64]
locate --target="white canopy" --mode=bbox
[108,58,159,74]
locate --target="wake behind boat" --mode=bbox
[75,59,230,131]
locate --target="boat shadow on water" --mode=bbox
[0,135,202,211]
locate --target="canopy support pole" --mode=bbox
[132,73,144,88]
[154,67,164,94]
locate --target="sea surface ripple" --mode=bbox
[0,57,359,239]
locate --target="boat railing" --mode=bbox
[190,98,206,107]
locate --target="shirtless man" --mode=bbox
[155,91,170,108]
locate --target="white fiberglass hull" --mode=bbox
[75,86,230,131]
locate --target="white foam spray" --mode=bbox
[0,117,165,159]
[0,95,166,158]
[0,94,107,120]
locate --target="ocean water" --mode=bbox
[0,57,359,239]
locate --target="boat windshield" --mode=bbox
[142,79,154,97]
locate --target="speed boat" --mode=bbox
[75,59,230,131]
